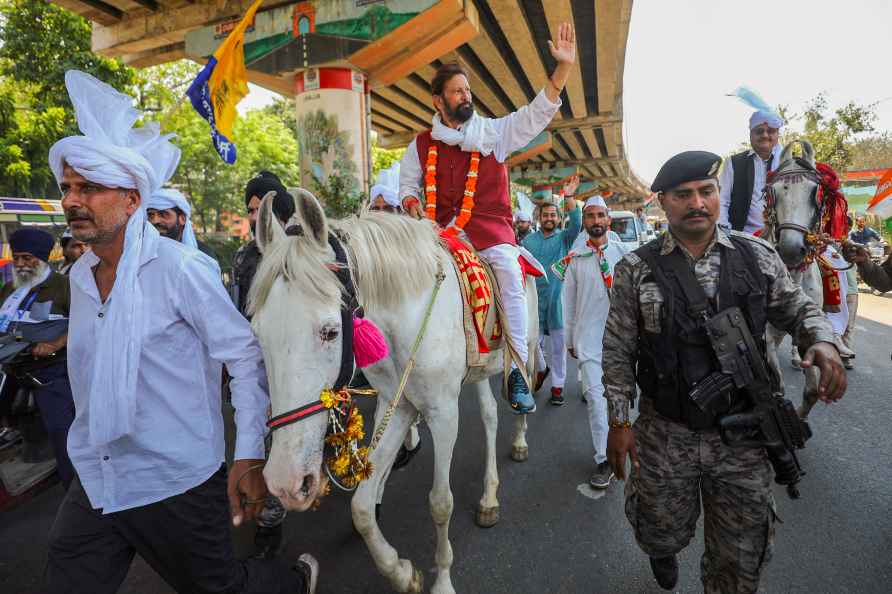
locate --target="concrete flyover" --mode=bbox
[50,0,649,202]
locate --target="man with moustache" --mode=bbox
[44,71,317,594]
[399,22,577,414]
[59,229,88,275]
[0,228,75,489]
[146,188,218,262]
[603,151,846,592]
[522,175,581,405]
[231,171,295,315]
[718,110,784,234]
[558,196,627,488]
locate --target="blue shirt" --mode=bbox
[849,227,882,244]
[67,236,269,513]
[522,206,582,333]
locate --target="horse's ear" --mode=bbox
[256,190,286,254]
[292,188,329,247]
[779,141,796,165]
[800,140,816,167]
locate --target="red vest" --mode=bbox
[416,131,515,250]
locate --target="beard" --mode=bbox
[153,221,184,241]
[586,224,607,238]
[541,219,557,231]
[13,260,49,289]
[445,100,474,124]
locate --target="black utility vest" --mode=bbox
[729,151,755,232]
[634,236,769,429]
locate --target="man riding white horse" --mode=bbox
[718,108,783,234]
[399,22,576,413]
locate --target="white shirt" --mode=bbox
[561,238,628,363]
[718,143,782,234]
[67,235,269,513]
[399,89,562,201]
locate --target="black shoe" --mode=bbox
[649,555,679,590]
[548,387,565,406]
[392,440,422,471]
[589,461,614,489]
[253,524,284,560]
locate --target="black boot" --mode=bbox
[649,555,679,590]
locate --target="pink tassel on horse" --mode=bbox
[353,316,389,368]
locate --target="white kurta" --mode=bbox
[561,239,627,463]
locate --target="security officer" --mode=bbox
[603,151,847,592]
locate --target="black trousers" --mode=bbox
[32,364,76,490]
[45,466,306,594]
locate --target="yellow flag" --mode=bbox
[208,0,263,140]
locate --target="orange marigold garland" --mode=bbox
[424,144,481,235]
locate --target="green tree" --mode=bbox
[847,133,892,171]
[372,143,404,177]
[781,93,876,172]
[0,0,135,197]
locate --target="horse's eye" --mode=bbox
[320,325,339,342]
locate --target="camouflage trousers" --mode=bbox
[625,399,777,594]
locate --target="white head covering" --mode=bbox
[583,195,609,211]
[514,211,532,223]
[369,162,401,209]
[48,71,180,447]
[146,188,198,248]
[749,110,783,130]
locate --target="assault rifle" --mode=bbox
[692,307,812,499]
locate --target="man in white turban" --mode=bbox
[146,188,218,262]
[45,71,317,593]
[514,210,533,243]
[369,162,402,213]
[718,109,784,234]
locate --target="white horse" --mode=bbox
[762,140,824,419]
[249,189,539,594]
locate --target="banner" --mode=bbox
[186,0,264,164]
[867,168,892,218]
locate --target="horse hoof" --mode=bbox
[476,504,500,528]
[407,564,424,594]
[510,446,528,462]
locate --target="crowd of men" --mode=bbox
[1,20,890,594]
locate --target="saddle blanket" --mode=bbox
[440,232,543,359]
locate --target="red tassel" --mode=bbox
[353,316,389,368]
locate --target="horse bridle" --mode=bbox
[764,158,825,246]
[265,231,359,433]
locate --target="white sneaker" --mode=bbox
[296,553,319,594]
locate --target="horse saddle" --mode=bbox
[439,232,543,384]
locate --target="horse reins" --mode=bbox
[763,160,826,264]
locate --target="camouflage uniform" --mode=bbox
[603,226,836,593]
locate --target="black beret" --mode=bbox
[245,171,295,223]
[650,151,722,193]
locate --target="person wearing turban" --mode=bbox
[718,109,785,234]
[231,170,295,316]
[369,162,401,213]
[514,210,533,243]
[0,227,76,490]
[45,71,317,593]
[146,188,218,262]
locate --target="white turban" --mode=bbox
[514,211,532,223]
[583,196,608,211]
[48,71,181,447]
[369,162,401,209]
[146,188,197,249]
[749,110,783,130]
